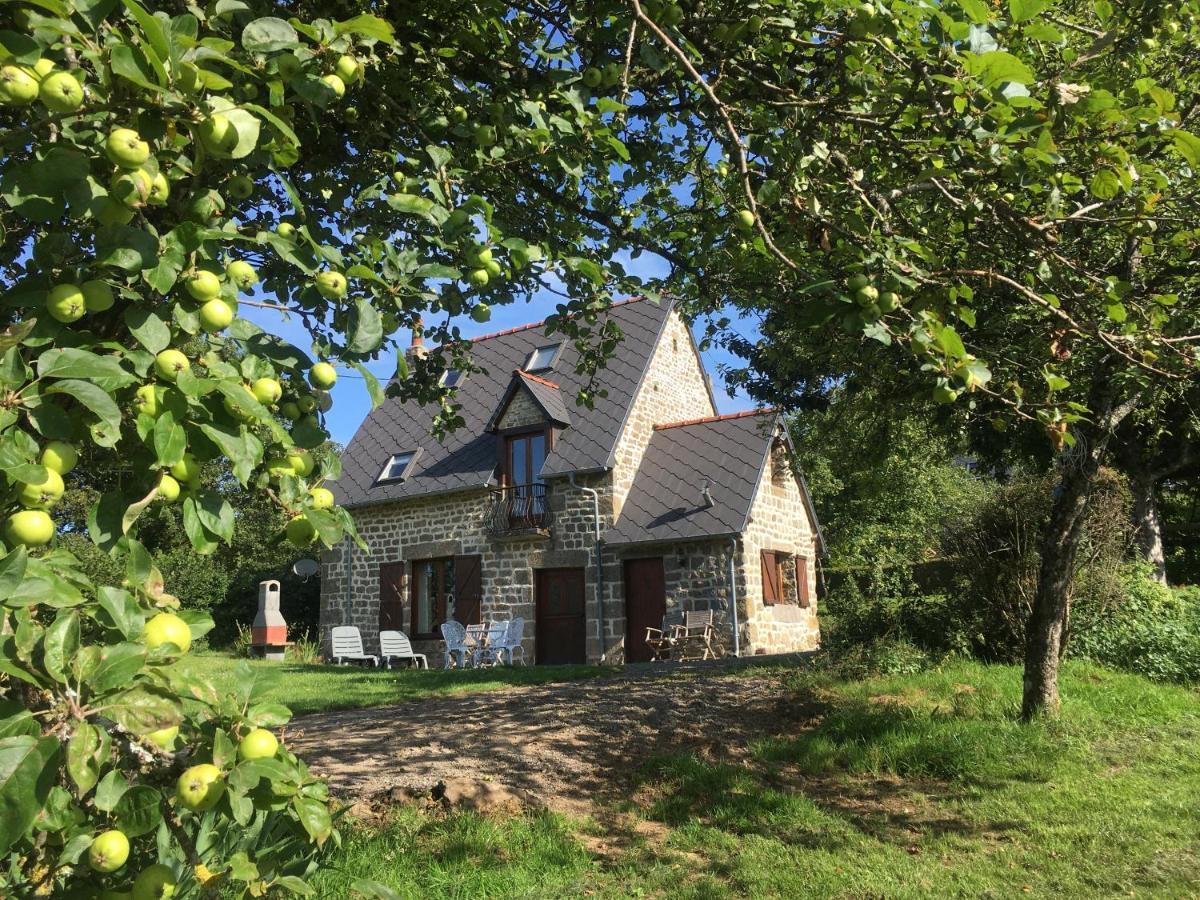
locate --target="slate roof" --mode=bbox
[485,370,572,432]
[607,409,820,548]
[334,297,674,508]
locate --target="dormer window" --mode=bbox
[524,343,563,373]
[441,369,464,389]
[378,450,418,484]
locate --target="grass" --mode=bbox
[186,651,611,716]
[297,657,1200,898]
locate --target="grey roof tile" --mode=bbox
[607,410,780,546]
[484,370,572,433]
[334,297,672,508]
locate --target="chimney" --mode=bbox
[406,316,429,363]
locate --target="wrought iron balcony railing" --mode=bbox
[488,483,552,536]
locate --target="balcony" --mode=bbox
[488,483,553,538]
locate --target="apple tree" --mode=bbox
[601,0,1200,717]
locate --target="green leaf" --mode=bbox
[110,43,163,92]
[1170,130,1200,168]
[106,685,181,735]
[42,610,80,684]
[125,307,172,354]
[95,224,160,272]
[96,586,144,641]
[121,0,170,74]
[347,297,383,354]
[958,0,989,24]
[153,411,186,467]
[242,16,299,52]
[194,491,235,543]
[89,643,147,697]
[0,548,28,598]
[1008,0,1047,21]
[44,380,123,446]
[333,14,394,42]
[182,495,222,553]
[965,50,1035,87]
[0,736,60,853]
[208,96,262,159]
[94,769,129,812]
[66,722,109,796]
[1089,168,1120,200]
[115,784,164,837]
[37,348,136,389]
[351,361,384,409]
[293,796,333,846]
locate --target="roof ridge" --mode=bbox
[514,368,561,389]
[468,296,651,344]
[653,408,777,431]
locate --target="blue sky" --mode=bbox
[242,251,760,446]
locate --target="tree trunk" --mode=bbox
[1021,386,1140,721]
[1130,473,1168,585]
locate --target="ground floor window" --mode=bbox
[761,550,811,608]
[412,557,455,638]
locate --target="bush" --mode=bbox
[812,637,934,680]
[1071,565,1200,683]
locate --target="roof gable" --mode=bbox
[485,370,572,433]
[334,297,673,508]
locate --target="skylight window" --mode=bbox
[524,343,562,372]
[378,451,418,483]
[441,369,464,389]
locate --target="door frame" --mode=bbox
[623,556,667,664]
[534,567,587,665]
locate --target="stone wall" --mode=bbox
[497,385,544,430]
[610,311,715,519]
[737,434,821,654]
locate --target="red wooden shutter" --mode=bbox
[378,562,406,630]
[453,554,483,624]
[760,550,779,605]
[795,556,810,608]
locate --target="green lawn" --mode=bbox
[187,652,611,716]
[293,658,1200,899]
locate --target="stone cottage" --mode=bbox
[321,297,824,665]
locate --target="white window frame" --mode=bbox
[377,449,419,484]
[440,368,465,388]
[523,343,563,373]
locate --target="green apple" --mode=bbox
[46,283,86,323]
[286,448,314,476]
[19,468,64,509]
[157,474,181,502]
[146,724,179,750]
[483,259,502,279]
[110,168,153,208]
[198,298,233,333]
[4,509,55,547]
[469,246,493,266]
[170,454,200,483]
[188,193,224,223]
[29,58,56,81]
[0,65,38,104]
[276,222,296,239]
[226,174,254,199]
[134,385,162,418]
[88,829,130,873]
[735,209,755,231]
[41,441,78,475]
[267,456,297,479]
[878,291,901,312]
[144,612,191,654]
[154,349,190,382]
[226,260,258,292]
[238,728,279,761]
[471,303,491,323]
[602,62,623,86]
[286,514,317,546]
[297,395,317,414]
[466,268,489,288]
[309,486,335,510]
[314,271,347,300]
[248,377,281,405]
[854,285,879,306]
[320,73,346,98]
[473,124,496,146]
[335,55,361,84]
[177,763,223,812]
[197,113,238,156]
[38,71,84,112]
[449,104,469,124]
[132,863,178,900]
[309,362,337,390]
[278,400,301,420]
[81,279,116,312]
[185,270,222,301]
[147,172,169,205]
[106,128,151,169]
[582,66,602,88]
[846,274,871,292]
[223,383,258,421]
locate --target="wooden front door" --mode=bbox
[535,568,586,665]
[623,557,666,663]
[378,562,406,631]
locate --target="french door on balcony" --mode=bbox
[506,430,547,526]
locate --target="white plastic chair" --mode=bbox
[493,617,526,666]
[379,630,428,669]
[440,621,470,669]
[473,620,510,667]
[329,626,378,667]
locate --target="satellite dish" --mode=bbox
[293,558,320,581]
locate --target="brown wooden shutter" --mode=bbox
[453,554,483,624]
[795,556,810,608]
[760,550,779,606]
[378,562,406,630]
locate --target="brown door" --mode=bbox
[378,562,406,631]
[535,568,586,665]
[623,557,666,663]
